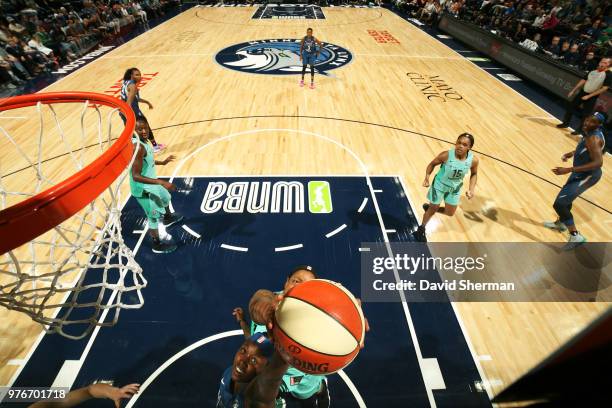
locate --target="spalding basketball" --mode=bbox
[273,279,365,375]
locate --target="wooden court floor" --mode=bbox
[1,5,610,399]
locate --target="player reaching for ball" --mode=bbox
[216,332,288,408]
[247,266,331,408]
[233,307,251,338]
[248,266,369,407]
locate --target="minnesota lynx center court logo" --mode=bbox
[201,180,333,214]
[215,39,352,76]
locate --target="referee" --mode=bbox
[557,58,610,135]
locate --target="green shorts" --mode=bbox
[135,185,171,229]
[427,182,462,206]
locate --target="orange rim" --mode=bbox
[0,92,136,255]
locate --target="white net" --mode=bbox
[0,96,145,340]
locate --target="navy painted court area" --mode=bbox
[7,177,490,407]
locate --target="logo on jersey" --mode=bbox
[200,180,333,214]
[215,39,352,76]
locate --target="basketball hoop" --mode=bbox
[0,92,146,340]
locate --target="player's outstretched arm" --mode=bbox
[233,307,251,338]
[248,289,277,327]
[244,351,289,408]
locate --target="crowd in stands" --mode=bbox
[0,0,181,93]
[394,0,611,72]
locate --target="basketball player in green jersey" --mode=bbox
[415,133,479,241]
[130,118,183,253]
[246,266,330,408]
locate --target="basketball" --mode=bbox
[273,279,365,375]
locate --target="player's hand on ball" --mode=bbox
[422,179,430,187]
[233,307,245,323]
[251,295,281,331]
[552,167,571,175]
